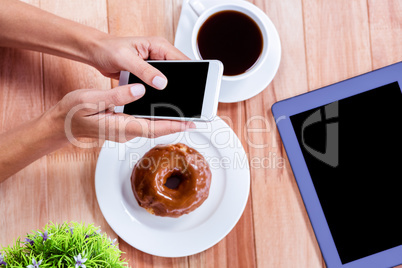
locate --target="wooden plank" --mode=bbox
[303,0,372,90]
[0,158,48,246]
[246,0,323,267]
[0,48,44,131]
[107,0,173,38]
[171,0,184,45]
[367,0,402,69]
[45,152,115,234]
[0,0,49,248]
[119,240,188,268]
[38,0,116,239]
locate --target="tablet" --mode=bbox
[272,61,402,268]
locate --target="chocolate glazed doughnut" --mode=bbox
[131,143,212,217]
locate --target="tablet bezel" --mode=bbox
[272,61,402,268]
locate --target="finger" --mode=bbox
[125,118,196,139]
[146,120,196,138]
[160,43,190,60]
[81,84,146,113]
[126,55,168,90]
[148,37,190,60]
[98,114,196,142]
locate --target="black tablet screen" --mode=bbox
[290,82,402,264]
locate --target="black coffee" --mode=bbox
[197,10,263,76]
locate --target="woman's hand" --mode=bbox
[89,36,190,89]
[0,83,195,182]
[0,0,189,89]
[47,83,195,143]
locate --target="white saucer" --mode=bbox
[95,117,250,257]
[174,0,281,103]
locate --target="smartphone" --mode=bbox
[115,60,223,121]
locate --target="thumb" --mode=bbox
[92,84,146,111]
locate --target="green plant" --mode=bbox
[0,221,129,268]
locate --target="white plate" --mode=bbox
[174,0,281,103]
[95,117,250,257]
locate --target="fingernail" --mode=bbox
[130,84,145,98]
[152,76,167,89]
[188,122,196,129]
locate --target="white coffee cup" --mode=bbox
[189,0,269,82]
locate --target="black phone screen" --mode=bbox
[290,82,402,264]
[123,62,210,118]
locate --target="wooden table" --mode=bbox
[1,0,401,267]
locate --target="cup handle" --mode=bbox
[188,0,206,16]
